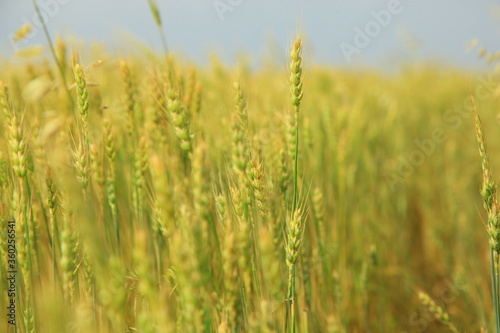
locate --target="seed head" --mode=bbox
[286,209,303,267]
[73,63,89,119]
[290,39,303,112]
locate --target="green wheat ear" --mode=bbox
[290,39,303,119]
[290,37,303,213]
[471,95,500,332]
[147,0,169,55]
[287,36,304,333]
[73,63,90,142]
[147,0,162,28]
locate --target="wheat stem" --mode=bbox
[471,95,500,332]
[31,0,74,109]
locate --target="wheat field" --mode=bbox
[2,3,500,333]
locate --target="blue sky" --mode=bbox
[1,0,499,70]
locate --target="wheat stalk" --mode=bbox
[471,95,500,332]
[31,0,74,108]
[287,37,303,333]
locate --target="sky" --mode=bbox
[0,0,499,70]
